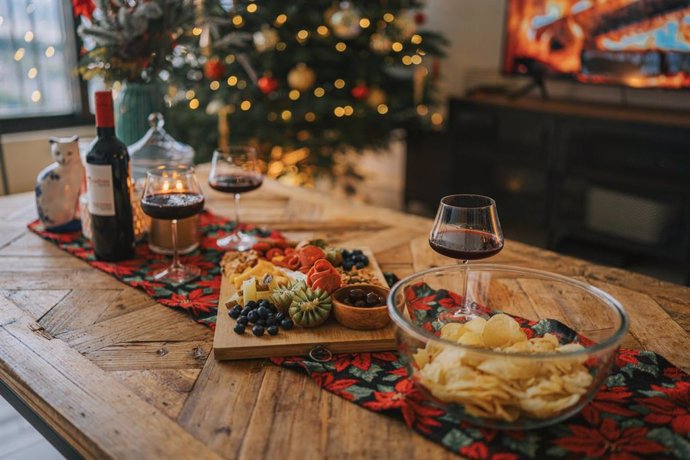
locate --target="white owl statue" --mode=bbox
[35,135,84,232]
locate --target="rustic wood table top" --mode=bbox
[1,166,689,459]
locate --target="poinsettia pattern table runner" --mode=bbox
[29,214,690,459]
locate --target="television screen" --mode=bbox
[502,0,690,88]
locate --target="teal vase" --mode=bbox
[114,82,164,146]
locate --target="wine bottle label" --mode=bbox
[86,164,115,216]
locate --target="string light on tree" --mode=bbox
[179,0,446,185]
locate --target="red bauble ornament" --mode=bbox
[258,76,279,94]
[72,0,95,20]
[204,58,225,80]
[414,12,426,25]
[351,83,370,100]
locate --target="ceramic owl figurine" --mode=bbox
[35,135,84,232]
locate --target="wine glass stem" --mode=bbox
[170,219,182,270]
[234,193,241,227]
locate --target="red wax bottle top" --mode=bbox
[94,90,115,128]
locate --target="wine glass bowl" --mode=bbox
[429,194,504,261]
[429,194,504,322]
[208,146,263,250]
[141,165,204,284]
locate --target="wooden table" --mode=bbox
[1,168,689,459]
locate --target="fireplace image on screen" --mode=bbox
[503,0,690,88]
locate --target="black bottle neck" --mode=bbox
[96,126,116,138]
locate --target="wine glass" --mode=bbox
[141,165,205,284]
[208,146,263,250]
[428,194,504,321]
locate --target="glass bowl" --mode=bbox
[387,264,628,430]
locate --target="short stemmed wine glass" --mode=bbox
[208,146,263,251]
[141,165,205,284]
[428,194,504,321]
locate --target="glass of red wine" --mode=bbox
[141,165,205,284]
[208,146,263,251]
[429,194,504,321]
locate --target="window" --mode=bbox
[0,0,81,119]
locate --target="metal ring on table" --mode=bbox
[309,345,333,362]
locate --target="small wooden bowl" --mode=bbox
[332,284,391,330]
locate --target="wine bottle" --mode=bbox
[85,90,135,261]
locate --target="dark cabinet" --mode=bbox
[415,95,690,281]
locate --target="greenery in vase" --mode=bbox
[72,0,198,84]
[166,0,447,180]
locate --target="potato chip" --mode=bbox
[457,331,484,347]
[415,312,593,423]
[482,314,526,348]
[440,323,465,341]
[463,317,487,335]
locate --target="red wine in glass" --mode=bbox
[429,228,504,260]
[141,193,205,220]
[208,146,264,251]
[208,174,263,194]
[429,194,504,322]
[141,166,205,285]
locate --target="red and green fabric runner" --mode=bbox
[29,213,690,459]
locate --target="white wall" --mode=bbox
[425,0,690,110]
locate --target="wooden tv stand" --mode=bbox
[418,94,690,282]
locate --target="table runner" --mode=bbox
[29,214,690,459]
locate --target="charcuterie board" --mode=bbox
[213,245,396,360]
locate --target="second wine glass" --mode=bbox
[428,194,504,322]
[208,146,263,251]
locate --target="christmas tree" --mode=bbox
[166,0,447,183]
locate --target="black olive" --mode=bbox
[350,288,365,299]
[276,312,285,322]
[240,307,252,316]
[245,300,258,309]
[229,306,241,319]
[237,316,249,325]
[257,306,270,319]
[281,319,294,330]
[233,324,245,334]
[247,311,259,323]
[366,292,381,305]
[252,325,265,336]
[354,300,367,308]
[267,326,279,336]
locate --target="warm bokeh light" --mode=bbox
[45,46,54,57]
[232,15,244,26]
[185,89,195,100]
[289,89,300,100]
[281,110,292,121]
[359,18,370,28]
[334,106,345,117]
[27,67,37,79]
[314,87,325,97]
[317,25,329,36]
[227,75,238,86]
[334,79,345,89]
[31,90,41,102]
[305,112,316,122]
[189,98,199,109]
[246,3,257,13]
[275,14,287,25]
[377,104,388,114]
[240,100,252,111]
[392,42,403,52]
[335,42,347,52]
[383,13,395,22]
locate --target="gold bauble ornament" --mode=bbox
[287,63,316,90]
[370,30,392,53]
[328,1,361,39]
[395,11,417,40]
[253,25,279,52]
[366,88,387,108]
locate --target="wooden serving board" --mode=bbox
[213,247,397,360]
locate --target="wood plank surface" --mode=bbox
[0,165,689,459]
